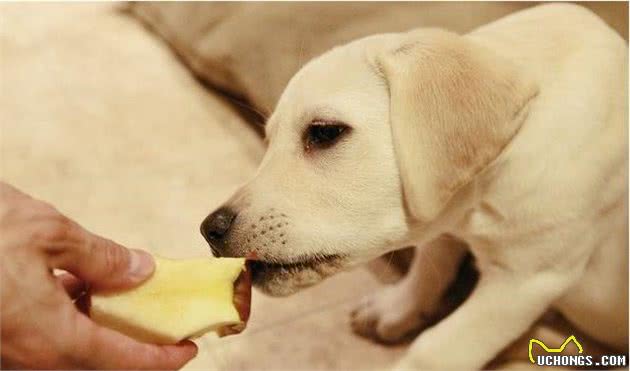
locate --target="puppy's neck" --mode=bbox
[400,178,477,246]
[402,175,500,253]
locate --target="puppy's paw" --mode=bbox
[350,285,428,344]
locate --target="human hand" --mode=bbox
[0,182,197,369]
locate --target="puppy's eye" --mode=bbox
[304,122,350,151]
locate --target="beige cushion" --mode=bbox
[130,2,627,117]
[0,2,264,257]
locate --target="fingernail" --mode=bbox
[128,249,155,281]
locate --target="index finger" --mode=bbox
[44,217,155,291]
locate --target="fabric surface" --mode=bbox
[129,1,628,119]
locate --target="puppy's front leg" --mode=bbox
[395,266,578,370]
[351,236,467,343]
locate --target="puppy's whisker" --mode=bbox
[382,249,396,279]
[296,35,306,71]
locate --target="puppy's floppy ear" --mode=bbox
[375,29,538,222]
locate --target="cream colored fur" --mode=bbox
[375,28,538,222]
[210,4,628,369]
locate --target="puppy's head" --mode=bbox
[201,29,537,296]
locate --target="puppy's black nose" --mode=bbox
[200,207,237,255]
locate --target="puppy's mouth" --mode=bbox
[248,254,344,295]
[250,254,341,274]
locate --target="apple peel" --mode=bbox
[88,256,251,345]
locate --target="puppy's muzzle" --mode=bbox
[200,207,237,256]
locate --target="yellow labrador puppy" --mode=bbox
[201,4,628,369]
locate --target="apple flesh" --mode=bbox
[89,256,251,344]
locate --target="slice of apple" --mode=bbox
[89,256,251,345]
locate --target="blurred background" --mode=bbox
[1,2,627,370]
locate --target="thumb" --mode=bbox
[46,220,155,291]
